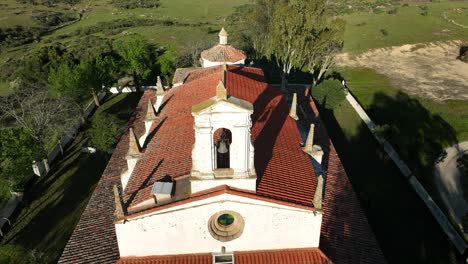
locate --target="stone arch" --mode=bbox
[213,128,232,169]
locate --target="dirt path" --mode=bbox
[434,141,468,230]
[337,40,468,101]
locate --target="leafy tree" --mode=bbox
[232,0,344,90]
[116,34,153,86]
[87,112,124,151]
[158,47,179,85]
[228,2,274,57]
[48,60,84,102]
[49,55,118,106]
[305,18,345,86]
[0,128,40,203]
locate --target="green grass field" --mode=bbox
[0,93,140,262]
[339,67,468,142]
[343,1,468,53]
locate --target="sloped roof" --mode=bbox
[59,67,386,264]
[290,85,387,264]
[126,185,315,220]
[116,248,331,264]
[123,65,318,211]
[200,44,246,63]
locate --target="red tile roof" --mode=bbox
[123,65,317,211]
[117,248,331,264]
[59,68,385,264]
[200,45,246,63]
[289,86,387,264]
[125,185,314,220]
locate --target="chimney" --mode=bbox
[113,185,125,223]
[219,27,228,45]
[154,76,165,112]
[216,80,227,100]
[139,98,157,146]
[289,93,299,120]
[151,181,173,204]
[121,128,141,190]
[313,175,324,210]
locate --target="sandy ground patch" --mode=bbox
[337,40,468,101]
[434,142,468,231]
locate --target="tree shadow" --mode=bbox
[316,92,462,263]
[367,92,458,194]
[252,85,286,182]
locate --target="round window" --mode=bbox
[208,211,244,242]
[217,213,235,226]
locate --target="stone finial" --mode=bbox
[216,80,227,100]
[144,98,157,121]
[156,76,164,95]
[219,28,228,45]
[126,128,140,159]
[113,185,125,223]
[303,123,315,153]
[289,93,299,120]
[313,175,324,210]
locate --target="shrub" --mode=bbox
[111,0,160,9]
[0,245,49,264]
[387,8,398,15]
[380,29,389,36]
[87,112,125,151]
[311,79,345,110]
[0,128,40,204]
[421,11,429,16]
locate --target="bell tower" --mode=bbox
[190,80,256,193]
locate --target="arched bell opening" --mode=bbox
[213,128,232,169]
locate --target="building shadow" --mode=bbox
[316,91,462,263]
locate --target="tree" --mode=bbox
[0,128,40,203]
[235,0,344,90]
[49,55,118,106]
[228,2,274,57]
[305,18,345,86]
[48,60,84,103]
[0,89,79,154]
[87,112,124,152]
[116,34,153,86]
[158,46,179,85]
[79,56,119,106]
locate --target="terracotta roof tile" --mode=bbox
[117,248,331,264]
[200,45,246,63]
[288,85,387,264]
[58,100,146,264]
[123,66,317,211]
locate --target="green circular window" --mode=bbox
[217,213,235,226]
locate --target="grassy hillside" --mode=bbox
[0,0,249,94]
[343,1,468,53]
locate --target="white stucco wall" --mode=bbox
[202,59,245,68]
[191,177,256,193]
[192,100,255,179]
[115,194,322,257]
